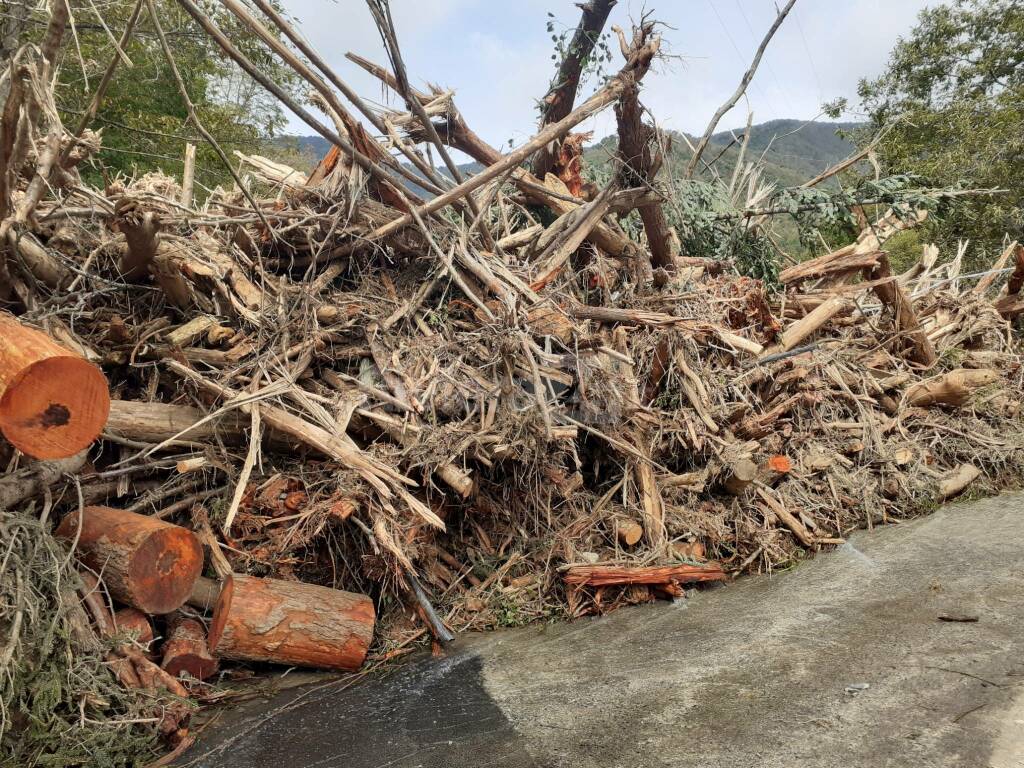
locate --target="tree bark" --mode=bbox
[209,574,374,672]
[0,312,109,459]
[56,505,203,614]
[615,79,673,270]
[532,0,617,179]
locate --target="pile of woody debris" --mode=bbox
[3,0,1024,762]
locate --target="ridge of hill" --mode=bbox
[272,119,860,191]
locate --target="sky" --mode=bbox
[277,0,935,148]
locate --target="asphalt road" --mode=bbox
[181,493,1024,768]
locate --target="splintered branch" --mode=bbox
[685,0,797,178]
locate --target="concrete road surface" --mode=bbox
[181,493,1024,768]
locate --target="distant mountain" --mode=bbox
[271,119,860,191]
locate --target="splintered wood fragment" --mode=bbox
[756,488,815,548]
[765,295,848,355]
[905,369,999,408]
[56,506,203,614]
[162,613,218,681]
[0,312,110,458]
[563,562,726,587]
[209,574,374,671]
[939,464,982,500]
[972,241,1018,295]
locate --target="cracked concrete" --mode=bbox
[181,493,1024,768]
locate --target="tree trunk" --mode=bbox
[162,613,218,681]
[56,505,203,614]
[209,574,374,672]
[615,80,673,270]
[532,0,617,179]
[0,312,109,458]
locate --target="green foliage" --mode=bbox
[31,0,300,191]
[540,10,613,119]
[659,174,949,286]
[856,0,1024,257]
[1,511,165,767]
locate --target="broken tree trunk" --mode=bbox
[208,574,374,672]
[865,253,936,367]
[0,312,109,458]
[532,0,617,179]
[56,505,203,614]
[905,369,999,408]
[162,613,218,681]
[614,72,673,271]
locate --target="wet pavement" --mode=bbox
[180,493,1024,768]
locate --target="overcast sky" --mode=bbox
[278,0,935,147]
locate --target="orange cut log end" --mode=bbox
[766,455,792,474]
[56,506,203,615]
[0,314,110,459]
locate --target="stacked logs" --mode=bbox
[50,504,374,741]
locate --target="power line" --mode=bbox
[705,0,778,124]
[793,6,825,102]
[733,0,797,115]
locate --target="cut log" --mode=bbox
[106,399,250,445]
[719,458,758,495]
[939,463,982,500]
[563,562,726,587]
[56,506,203,614]
[760,455,792,486]
[162,613,218,681]
[209,574,374,671]
[0,312,109,458]
[113,607,155,647]
[615,519,644,547]
[905,369,999,408]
